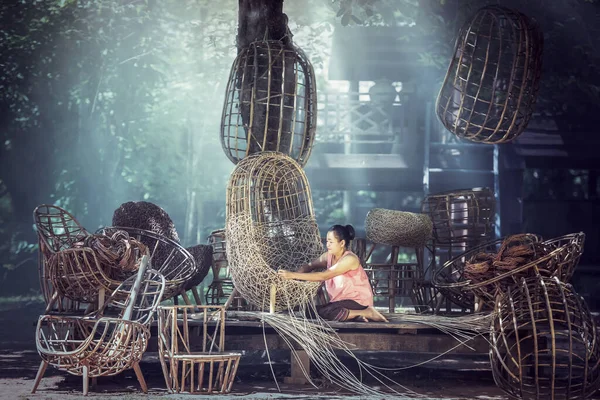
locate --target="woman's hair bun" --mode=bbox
[345,224,356,241]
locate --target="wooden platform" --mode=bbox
[147,311,490,384]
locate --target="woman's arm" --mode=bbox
[296,252,327,273]
[279,254,358,282]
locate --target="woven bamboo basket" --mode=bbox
[226,152,323,311]
[491,275,600,399]
[436,5,543,144]
[365,208,433,248]
[221,40,317,166]
[421,188,495,247]
[436,233,584,310]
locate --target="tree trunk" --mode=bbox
[237,0,289,52]
[236,0,296,158]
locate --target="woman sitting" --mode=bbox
[278,224,387,323]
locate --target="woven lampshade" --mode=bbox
[225,152,323,311]
[436,6,543,143]
[221,40,317,166]
[491,275,600,399]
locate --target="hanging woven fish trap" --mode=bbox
[226,152,323,311]
[221,40,317,166]
[436,5,543,144]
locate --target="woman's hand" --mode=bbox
[277,270,295,280]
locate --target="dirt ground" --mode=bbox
[0,303,596,400]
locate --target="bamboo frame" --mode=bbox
[436,5,543,143]
[32,267,165,396]
[221,40,317,166]
[491,275,600,399]
[157,305,241,394]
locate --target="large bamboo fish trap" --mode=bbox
[226,152,323,311]
[436,5,543,144]
[491,275,600,399]
[221,40,317,166]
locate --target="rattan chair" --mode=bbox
[32,257,165,396]
[34,204,95,311]
[158,305,241,394]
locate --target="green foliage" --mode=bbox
[0,0,338,288]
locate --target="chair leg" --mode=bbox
[159,356,173,392]
[191,286,203,305]
[180,290,193,306]
[44,292,59,314]
[83,365,89,395]
[31,360,48,393]
[133,362,148,393]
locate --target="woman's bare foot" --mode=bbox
[346,307,389,322]
[364,306,388,322]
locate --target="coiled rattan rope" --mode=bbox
[72,232,149,280]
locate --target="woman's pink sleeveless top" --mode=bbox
[324,250,373,307]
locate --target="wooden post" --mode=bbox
[269,283,276,314]
[223,288,238,310]
[389,246,399,313]
[284,350,311,385]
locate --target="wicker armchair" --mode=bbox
[33,204,91,311]
[158,305,242,394]
[32,257,165,396]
